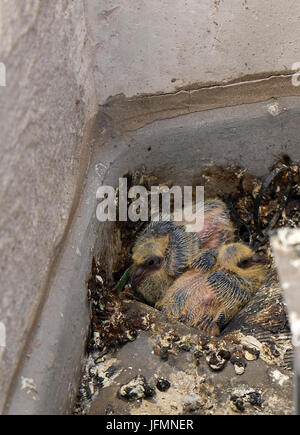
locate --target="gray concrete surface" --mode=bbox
[0,0,98,413]
[86,0,300,103]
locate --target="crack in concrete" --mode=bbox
[127,72,296,103]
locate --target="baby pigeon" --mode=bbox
[131,199,234,307]
[131,221,200,306]
[159,242,267,336]
[182,199,234,248]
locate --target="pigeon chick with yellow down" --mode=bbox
[130,199,234,307]
[159,242,267,336]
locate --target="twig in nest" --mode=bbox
[253,164,291,236]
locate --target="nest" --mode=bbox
[74,154,299,415]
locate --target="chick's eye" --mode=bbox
[147,257,162,268]
[238,258,252,268]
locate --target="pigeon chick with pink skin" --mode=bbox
[159,242,267,336]
[130,199,235,307]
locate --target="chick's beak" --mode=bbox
[131,265,146,288]
[238,253,269,268]
[249,254,269,265]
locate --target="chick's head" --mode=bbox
[217,242,267,290]
[131,221,200,306]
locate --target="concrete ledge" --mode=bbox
[6,97,300,414]
[101,74,300,132]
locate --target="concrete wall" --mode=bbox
[0,0,98,413]
[86,0,300,103]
